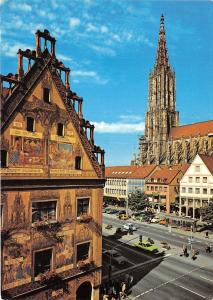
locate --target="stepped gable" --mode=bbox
[0,29,104,178]
[169,120,213,140]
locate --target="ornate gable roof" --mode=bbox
[1,30,104,178]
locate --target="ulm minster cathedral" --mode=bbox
[135,15,213,166]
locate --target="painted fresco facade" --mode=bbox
[1,30,105,299]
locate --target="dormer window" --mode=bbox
[27,117,35,132]
[1,150,8,168]
[43,88,50,103]
[57,123,64,136]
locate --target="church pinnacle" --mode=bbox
[155,14,169,68]
[138,14,179,165]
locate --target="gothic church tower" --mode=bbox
[139,15,179,165]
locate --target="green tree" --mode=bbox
[200,200,213,223]
[128,191,149,211]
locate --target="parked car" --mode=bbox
[103,250,126,265]
[123,223,137,231]
[117,210,126,216]
[105,224,113,230]
[134,241,158,253]
[105,208,112,214]
[159,219,167,225]
[108,209,119,214]
[119,214,129,220]
[151,216,161,223]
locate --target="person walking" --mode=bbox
[205,231,209,238]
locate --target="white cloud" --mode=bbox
[10,2,32,12]
[37,11,55,21]
[86,23,99,32]
[90,45,116,56]
[1,41,32,57]
[137,35,154,47]
[72,69,108,85]
[92,121,145,133]
[69,18,80,28]
[57,54,73,62]
[119,115,144,122]
[0,0,7,5]
[72,70,97,77]
[100,25,109,33]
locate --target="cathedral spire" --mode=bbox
[155,14,169,68]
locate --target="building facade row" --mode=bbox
[105,154,213,219]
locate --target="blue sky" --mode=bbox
[1,0,213,166]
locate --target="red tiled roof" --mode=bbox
[169,120,213,140]
[105,166,139,178]
[147,168,181,184]
[105,165,156,179]
[158,163,190,174]
[129,165,156,178]
[199,154,213,175]
[146,163,190,184]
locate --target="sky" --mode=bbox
[1,0,213,166]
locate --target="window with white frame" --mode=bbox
[182,187,186,193]
[195,165,200,172]
[203,188,207,195]
[203,177,207,183]
[195,188,200,194]
[188,177,193,183]
[32,201,57,223]
[188,187,193,193]
[195,177,200,183]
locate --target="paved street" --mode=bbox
[102,214,213,299]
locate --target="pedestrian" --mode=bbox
[205,231,209,239]
[183,244,188,257]
[205,245,211,253]
[191,249,196,260]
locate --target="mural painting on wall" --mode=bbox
[55,234,73,268]
[9,136,44,166]
[49,142,74,168]
[3,239,31,285]
[10,193,27,227]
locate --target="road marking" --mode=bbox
[131,264,208,299]
[200,276,213,282]
[175,284,206,299]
